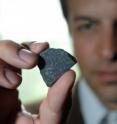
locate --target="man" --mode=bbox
[1,0,117,124]
[60,0,117,124]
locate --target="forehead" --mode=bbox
[68,0,117,20]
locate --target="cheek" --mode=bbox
[72,38,99,83]
[73,39,94,67]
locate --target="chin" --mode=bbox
[98,87,117,109]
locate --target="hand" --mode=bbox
[0,40,49,89]
[0,40,49,123]
[15,70,75,124]
[0,40,76,124]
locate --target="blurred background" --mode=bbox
[0,0,79,113]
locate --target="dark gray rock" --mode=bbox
[38,48,77,87]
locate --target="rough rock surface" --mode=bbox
[38,48,77,87]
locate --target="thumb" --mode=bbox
[39,70,76,124]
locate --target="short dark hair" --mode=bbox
[59,0,68,20]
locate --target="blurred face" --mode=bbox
[68,0,117,109]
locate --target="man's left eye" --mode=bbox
[78,22,96,32]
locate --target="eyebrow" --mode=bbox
[73,16,98,22]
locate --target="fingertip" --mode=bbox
[4,69,22,89]
[22,42,50,69]
[56,70,76,87]
[18,49,38,69]
[66,70,76,79]
[30,42,49,54]
[68,70,76,83]
[10,73,22,89]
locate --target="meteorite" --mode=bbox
[38,48,77,87]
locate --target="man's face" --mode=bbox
[68,0,117,108]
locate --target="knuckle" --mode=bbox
[0,40,16,50]
[0,40,22,49]
[0,40,15,46]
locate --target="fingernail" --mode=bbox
[30,42,49,53]
[4,68,21,85]
[19,49,35,63]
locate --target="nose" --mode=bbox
[99,26,117,61]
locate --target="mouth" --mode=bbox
[98,71,117,83]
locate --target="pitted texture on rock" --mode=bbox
[38,48,77,87]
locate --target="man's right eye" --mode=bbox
[78,22,96,32]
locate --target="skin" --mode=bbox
[68,0,117,110]
[0,40,75,124]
